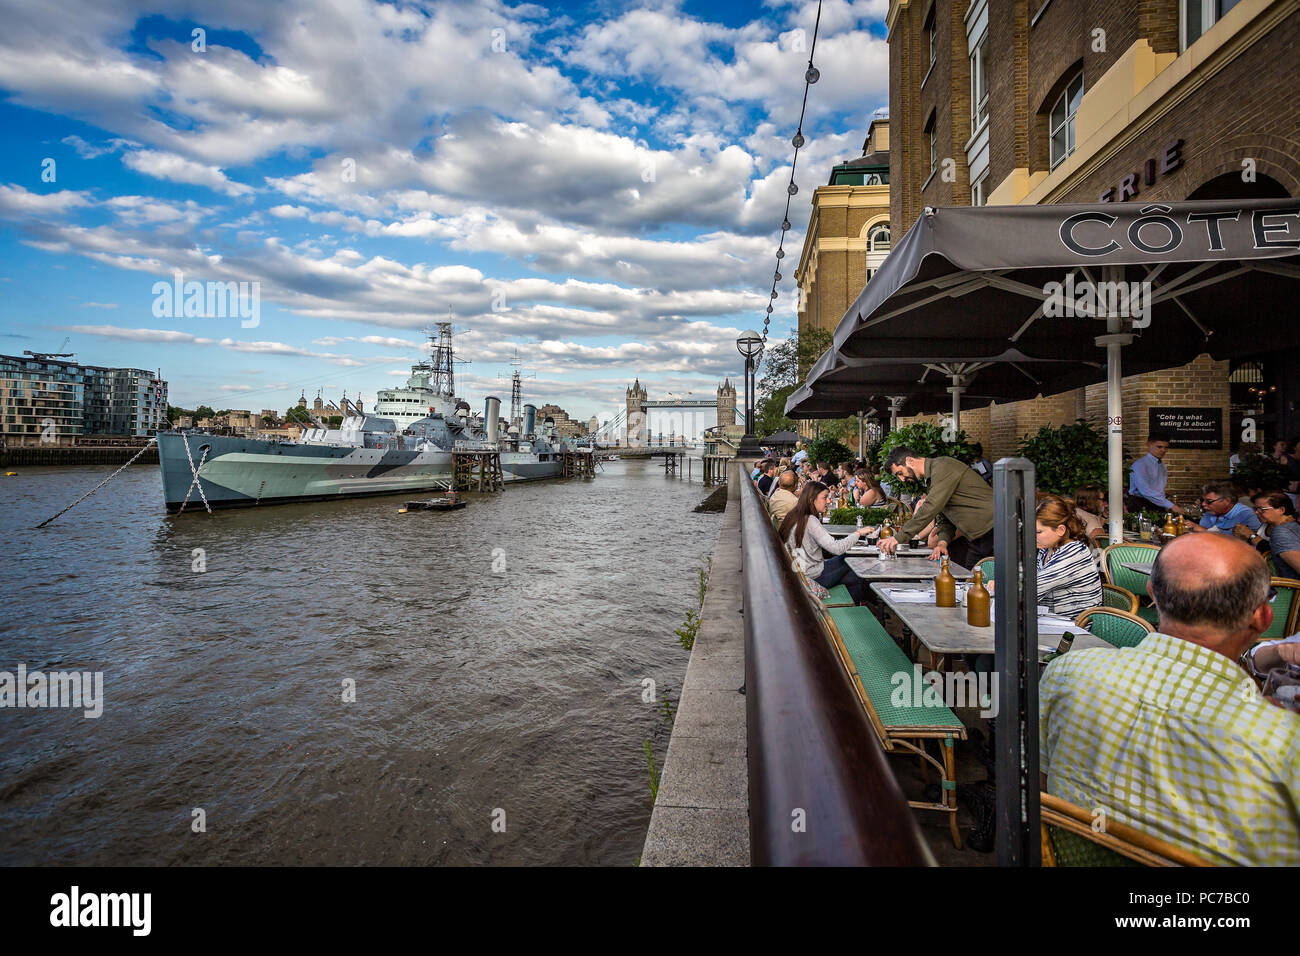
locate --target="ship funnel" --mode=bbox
[484,396,501,445]
[523,404,537,437]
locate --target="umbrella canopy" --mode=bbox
[829,197,1300,361]
[816,197,1300,538]
[786,346,1105,419]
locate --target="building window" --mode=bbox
[926,7,937,69]
[927,114,938,177]
[1181,0,1242,50]
[1049,72,1084,170]
[970,28,989,131]
[868,223,891,252]
[971,171,989,206]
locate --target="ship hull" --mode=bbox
[159,433,564,513]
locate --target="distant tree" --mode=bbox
[326,415,343,428]
[261,415,275,426]
[194,405,215,420]
[753,326,839,438]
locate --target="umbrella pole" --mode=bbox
[888,395,905,433]
[948,380,964,435]
[858,410,865,457]
[1098,266,1135,544]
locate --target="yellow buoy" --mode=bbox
[4,472,15,477]
[397,508,408,513]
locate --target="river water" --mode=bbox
[0,458,720,865]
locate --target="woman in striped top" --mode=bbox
[1032,494,1103,617]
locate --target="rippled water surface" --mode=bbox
[0,459,719,865]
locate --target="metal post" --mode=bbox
[993,457,1040,867]
[948,380,964,434]
[858,410,865,458]
[1097,265,1134,544]
[888,396,905,433]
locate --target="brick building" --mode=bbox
[796,117,893,336]
[881,0,1300,497]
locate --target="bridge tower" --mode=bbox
[625,378,648,447]
[716,378,737,428]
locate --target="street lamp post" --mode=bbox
[736,330,764,458]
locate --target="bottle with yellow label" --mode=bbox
[935,555,957,607]
[967,569,991,627]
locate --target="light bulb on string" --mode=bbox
[776,248,785,259]
[782,219,791,231]
[805,66,820,84]
[792,131,805,149]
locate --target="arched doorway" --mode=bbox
[1186,171,1290,201]
[1193,172,1297,451]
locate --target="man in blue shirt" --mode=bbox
[1126,433,1184,515]
[1188,480,1261,536]
[792,441,808,466]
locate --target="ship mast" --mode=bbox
[504,348,534,432]
[429,321,457,401]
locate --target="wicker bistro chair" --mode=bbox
[1102,542,1161,627]
[1101,583,1140,614]
[1074,607,1155,649]
[808,595,967,849]
[1259,577,1300,641]
[975,557,995,583]
[1040,793,1211,867]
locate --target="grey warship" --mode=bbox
[157,324,576,512]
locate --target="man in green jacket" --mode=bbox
[879,445,996,566]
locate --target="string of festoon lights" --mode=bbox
[757,0,824,374]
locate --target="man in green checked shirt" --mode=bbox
[1040,533,1300,865]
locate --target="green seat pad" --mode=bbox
[828,606,964,731]
[824,584,854,606]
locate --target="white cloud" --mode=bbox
[122,150,254,198]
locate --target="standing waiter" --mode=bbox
[879,446,995,566]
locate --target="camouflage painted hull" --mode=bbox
[158,432,561,512]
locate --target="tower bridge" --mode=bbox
[590,379,743,447]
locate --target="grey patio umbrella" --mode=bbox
[821,197,1300,540]
[786,345,1106,426]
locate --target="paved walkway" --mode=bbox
[641,478,749,866]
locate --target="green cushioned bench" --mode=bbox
[823,584,855,607]
[819,604,967,848]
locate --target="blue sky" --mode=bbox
[0,0,888,424]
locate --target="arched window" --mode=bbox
[868,223,891,252]
[1049,72,1084,170]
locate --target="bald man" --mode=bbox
[767,470,798,526]
[1040,534,1300,865]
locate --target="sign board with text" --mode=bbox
[1148,407,1222,449]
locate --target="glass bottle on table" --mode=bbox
[935,555,957,607]
[1139,514,1152,542]
[1162,512,1179,538]
[967,569,991,627]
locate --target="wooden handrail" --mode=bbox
[739,461,931,865]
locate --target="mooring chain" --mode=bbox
[34,438,158,529]
[178,436,212,514]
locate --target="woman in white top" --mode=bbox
[782,480,871,604]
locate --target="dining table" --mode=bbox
[869,583,1114,670]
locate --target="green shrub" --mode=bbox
[827,506,892,526]
[1232,452,1289,494]
[876,422,975,495]
[1015,419,1107,496]
[805,436,853,467]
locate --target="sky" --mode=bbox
[0,0,889,426]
